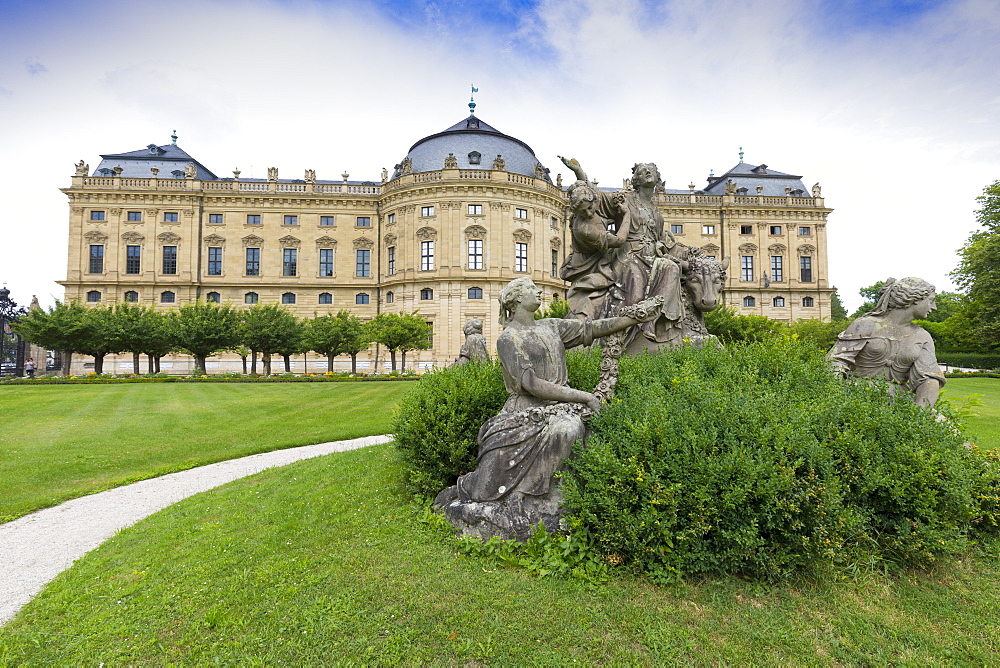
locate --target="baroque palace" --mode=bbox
[60,111,834,372]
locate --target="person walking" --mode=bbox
[24,357,35,379]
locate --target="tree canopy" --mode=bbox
[172,301,241,373]
[951,180,1000,351]
[371,312,431,372]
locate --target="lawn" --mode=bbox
[946,377,1000,450]
[0,382,411,523]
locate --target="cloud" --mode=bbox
[25,59,46,76]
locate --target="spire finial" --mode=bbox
[171,129,178,145]
[739,146,744,162]
[469,84,479,116]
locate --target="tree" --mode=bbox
[239,303,299,375]
[12,301,89,375]
[850,281,886,319]
[304,310,371,373]
[139,308,175,373]
[951,180,1000,351]
[829,290,848,320]
[371,311,431,372]
[74,306,127,374]
[275,318,306,373]
[534,296,570,320]
[172,301,240,374]
[112,302,151,374]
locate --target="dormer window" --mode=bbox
[791,189,804,196]
[466,118,480,129]
[171,170,184,179]
[147,144,158,155]
[468,151,481,165]
[98,168,114,176]
[751,164,769,174]
[736,187,748,194]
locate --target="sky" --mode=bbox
[1,0,998,313]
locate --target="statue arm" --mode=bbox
[521,368,600,411]
[558,156,588,182]
[606,202,632,248]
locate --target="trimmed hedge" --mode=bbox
[0,375,419,386]
[937,352,1000,370]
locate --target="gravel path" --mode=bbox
[0,434,392,626]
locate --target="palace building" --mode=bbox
[60,112,835,372]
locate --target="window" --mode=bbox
[356,217,371,227]
[741,255,754,282]
[124,291,138,302]
[798,226,812,236]
[769,225,782,235]
[420,288,433,300]
[421,206,435,217]
[319,292,333,304]
[552,249,559,275]
[245,248,260,276]
[161,291,175,304]
[671,224,684,234]
[773,296,786,307]
[387,213,395,224]
[802,296,815,307]
[162,246,177,275]
[86,290,101,302]
[90,211,105,221]
[800,256,813,282]
[281,292,296,304]
[88,245,104,273]
[421,241,434,271]
[127,211,142,222]
[468,151,481,164]
[740,225,753,234]
[386,291,394,303]
[387,246,396,275]
[207,247,223,275]
[515,242,528,272]
[551,216,559,229]
[247,214,261,225]
[206,291,221,303]
[468,204,483,215]
[319,248,334,277]
[283,248,297,276]
[515,208,528,219]
[164,212,178,222]
[320,216,335,226]
[356,293,370,305]
[468,239,483,270]
[284,215,298,225]
[209,214,224,224]
[126,245,141,274]
[356,249,371,277]
[245,292,258,304]
[468,286,483,299]
[702,225,715,235]
[425,321,433,348]
[171,170,183,179]
[770,256,783,282]
[743,296,756,307]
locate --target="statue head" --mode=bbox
[869,277,936,316]
[498,277,538,326]
[463,318,483,336]
[567,181,599,214]
[631,163,663,189]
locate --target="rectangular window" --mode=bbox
[207,247,222,275]
[468,239,483,270]
[90,211,105,221]
[770,225,782,235]
[283,248,297,276]
[247,214,261,225]
[245,248,260,276]
[799,226,811,236]
[162,245,177,275]
[88,245,104,273]
[426,322,433,349]
[552,249,559,275]
[421,241,434,271]
[320,216,335,226]
[551,216,559,228]
[356,216,371,227]
[387,213,395,224]
[127,211,142,222]
[800,256,813,282]
[468,204,483,215]
[284,215,298,225]
[319,248,334,277]
[209,213,224,224]
[671,224,684,234]
[387,246,396,275]
[164,212,178,222]
[702,225,715,235]
[770,256,783,282]
[740,225,753,234]
[125,245,141,274]
[515,208,528,220]
[515,242,528,272]
[773,296,786,307]
[356,249,371,277]
[421,206,435,217]
[741,255,754,282]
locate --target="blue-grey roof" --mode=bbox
[94,144,218,180]
[394,115,551,182]
[702,161,808,197]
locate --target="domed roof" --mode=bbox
[393,115,550,182]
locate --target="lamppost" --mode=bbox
[0,285,27,377]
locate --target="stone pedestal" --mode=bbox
[434,485,565,541]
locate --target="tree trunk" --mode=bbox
[283,354,291,373]
[195,355,207,374]
[400,351,406,373]
[62,351,73,376]
[147,354,155,374]
[241,355,248,374]
[94,354,107,374]
[389,350,397,372]
[155,356,161,373]
[132,351,140,374]
[251,350,258,375]
[327,352,334,372]
[263,354,272,375]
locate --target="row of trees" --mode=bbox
[13,302,432,375]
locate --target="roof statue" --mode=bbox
[74,160,88,176]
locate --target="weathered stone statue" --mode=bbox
[827,277,945,407]
[435,278,662,539]
[453,318,489,365]
[74,160,89,176]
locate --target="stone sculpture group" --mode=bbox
[435,157,945,540]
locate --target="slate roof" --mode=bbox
[94,144,218,180]
[702,161,809,197]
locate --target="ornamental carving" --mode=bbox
[84,230,108,242]
[278,235,300,248]
[492,154,506,171]
[353,237,374,250]
[242,235,264,247]
[158,232,181,244]
[109,208,121,216]
[534,162,548,179]
[204,234,226,246]
[121,231,145,243]
[184,163,197,179]
[384,233,397,246]
[464,225,487,240]
[267,167,279,182]
[444,153,458,169]
[550,236,562,250]
[702,243,720,254]
[768,243,787,254]
[71,207,83,215]
[315,236,337,248]
[399,157,413,176]
[490,201,510,211]
[513,228,532,243]
[304,169,316,183]
[184,210,195,218]
[147,208,159,217]
[416,226,438,241]
[798,244,816,256]
[738,243,758,254]
[74,160,89,177]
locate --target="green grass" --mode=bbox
[3,444,1000,664]
[0,383,410,523]
[946,377,1000,450]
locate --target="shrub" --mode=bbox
[936,352,1000,371]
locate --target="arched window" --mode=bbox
[319,292,333,304]
[802,296,815,307]
[124,291,138,303]
[743,296,755,307]
[420,288,433,300]
[245,292,258,304]
[468,286,483,299]
[281,292,296,304]
[86,290,101,302]
[206,291,221,303]
[773,296,785,307]
[161,291,175,304]
[386,291,394,303]
[355,293,370,305]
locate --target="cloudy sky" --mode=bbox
[1,0,997,312]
